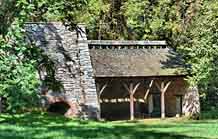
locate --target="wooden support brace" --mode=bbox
[144,80,154,101]
[99,84,108,96]
[96,82,108,119]
[133,83,141,95]
[123,82,140,120]
[155,80,171,119]
[97,83,108,96]
[163,81,171,95]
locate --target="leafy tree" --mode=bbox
[0,0,87,113]
[178,0,218,97]
[0,0,40,113]
[76,0,201,42]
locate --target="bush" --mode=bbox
[200,108,218,119]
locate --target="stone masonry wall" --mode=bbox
[25,22,99,119]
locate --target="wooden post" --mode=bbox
[96,83,108,119]
[123,82,140,120]
[130,84,134,120]
[161,90,165,118]
[155,81,171,119]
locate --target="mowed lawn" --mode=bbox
[0,113,217,139]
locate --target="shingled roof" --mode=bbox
[88,40,187,77]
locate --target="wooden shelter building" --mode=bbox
[89,40,191,120]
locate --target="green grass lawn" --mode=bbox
[0,113,217,139]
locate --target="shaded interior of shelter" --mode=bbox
[97,77,186,121]
[47,102,70,115]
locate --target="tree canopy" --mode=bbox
[0,0,87,113]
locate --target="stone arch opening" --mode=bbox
[47,102,70,115]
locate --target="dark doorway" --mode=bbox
[152,94,161,117]
[101,102,130,121]
[176,95,183,116]
[47,102,70,115]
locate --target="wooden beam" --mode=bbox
[155,80,171,119]
[99,84,108,96]
[96,83,108,96]
[144,80,154,101]
[132,83,141,95]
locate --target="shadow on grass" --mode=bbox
[0,113,212,139]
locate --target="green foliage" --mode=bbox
[76,0,200,41]
[0,61,39,112]
[44,0,88,29]
[178,1,218,88]
[200,109,218,120]
[0,0,87,113]
[0,0,40,113]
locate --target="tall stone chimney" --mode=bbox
[25,22,99,119]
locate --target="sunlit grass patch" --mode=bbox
[0,113,217,139]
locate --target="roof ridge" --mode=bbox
[87,40,167,46]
